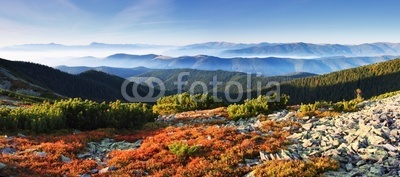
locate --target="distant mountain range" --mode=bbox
[76,54,397,76]
[222,42,400,57]
[56,65,152,78]
[3,42,400,58]
[2,41,384,76]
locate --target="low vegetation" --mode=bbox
[152,92,222,115]
[0,98,154,134]
[298,89,364,117]
[370,90,400,100]
[253,157,339,177]
[227,93,289,120]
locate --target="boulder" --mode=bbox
[0,162,6,170]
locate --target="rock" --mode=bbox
[61,155,71,163]
[382,144,397,152]
[331,139,340,147]
[243,171,255,177]
[350,141,360,152]
[302,123,313,131]
[286,133,303,140]
[90,168,99,174]
[244,158,260,167]
[17,133,26,137]
[390,130,398,138]
[259,151,269,161]
[99,166,117,174]
[388,157,399,166]
[175,122,184,127]
[302,139,313,147]
[1,147,16,155]
[356,160,366,166]
[370,166,383,175]
[345,163,354,171]
[0,162,6,170]
[388,151,397,157]
[80,174,90,177]
[73,129,82,134]
[77,152,92,159]
[282,126,291,131]
[367,135,385,146]
[35,151,47,157]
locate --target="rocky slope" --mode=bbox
[2,93,399,176]
[259,94,400,176]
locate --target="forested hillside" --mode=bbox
[257,58,400,104]
[0,58,150,102]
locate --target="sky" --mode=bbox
[0,0,400,47]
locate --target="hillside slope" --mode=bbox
[223,42,400,57]
[256,58,400,104]
[0,58,151,102]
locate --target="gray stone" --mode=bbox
[77,152,92,159]
[388,151,397,157]
[243,171,255,177]
[350,141,360,152]
[1,147,16,155]
[370,166,383,175]
[0,162,6,170]
[73,129,82,134]
[282,126,291,131]
[302,123,313,131]
[389,130,398,137]
[17,133,26,137]
[367,135,385,146]
[302,139,313,147]
[61,155,71,163]
[382,144,397,152]
[331,139,340,146]
[90,169,99,174]
[388,157,399,166]
[244,158,260,167]
[356,160,366,166]
[35,151,47,157]
[287,133,303,140]
[99,166,117,174]
[345,163,354,171]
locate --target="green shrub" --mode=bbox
[152,92,221,115]
[333,99,361,112]
[227,93,289,120]
[0,98,154,133]
[299,101,331,113]
[168,141,199,157]
[370,90,400,100]
[108,100,154,129]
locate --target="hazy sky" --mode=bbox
[1,0,400,47]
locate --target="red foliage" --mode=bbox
[0,120,294,176]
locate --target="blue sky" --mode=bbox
[1,0,400,47]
